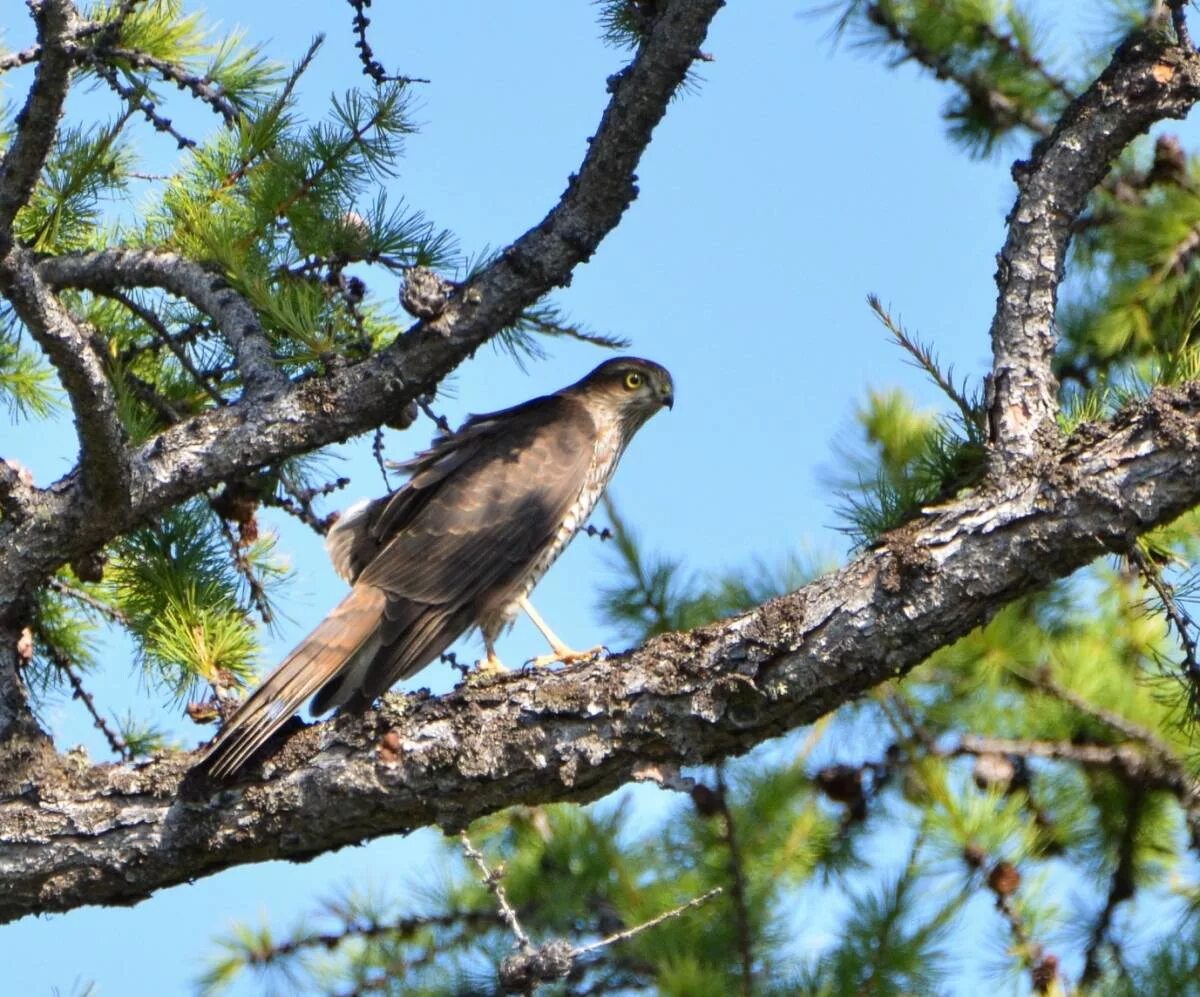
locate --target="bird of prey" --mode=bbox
[201,356,674,777]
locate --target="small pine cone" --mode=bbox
[816,764,864,804]
[1148,134,1187,187]
[1030,953,1059,993]
[384,400,419,431]
[70,550,107,583]
[690,782,724,817]
[987,860,1021,897]
[972,752,1015,791]
[400,266,454,321]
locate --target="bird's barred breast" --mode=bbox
[492,424,628,631]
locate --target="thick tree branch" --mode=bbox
[0,0,724,625]
[0,247,130,510]
[8,385,1200,920]
[0,459,39,522]
[988,32,1200,460]
[0,0,75,248]
[38,249,286,397]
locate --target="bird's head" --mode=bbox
[570,357,674,431]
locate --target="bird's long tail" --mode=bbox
[200,584,387,779]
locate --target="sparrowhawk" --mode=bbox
[201,357,674,777]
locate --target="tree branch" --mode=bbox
[987,31,1200,461]
[10,384,1200,920]
[38,249,286,397]
[0,0,76,248]
[0,246,130,510]
[955,731,1200,845]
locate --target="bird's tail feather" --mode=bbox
[201,585,387,778]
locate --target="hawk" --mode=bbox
[201,357,674,777]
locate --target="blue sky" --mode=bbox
[0,1,1153,993]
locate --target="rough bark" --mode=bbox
[4,383,1200,922]
[987,30,1200,462]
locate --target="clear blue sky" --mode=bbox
[2,2,1149,994]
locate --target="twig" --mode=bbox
[419,396,452,436]
[243,909,502,964]
[573,887,723,957]
[88,58,198,150]
[372,428,391,490]
[1030,664,1179,762]
[46,641,128,759]
[972,15,1075,102]
[261,476,349,535]
[46,577,128,626]
[863,1,1054,138]
[868,294,979,431]
[1127,543,1200,691]
[215,518,272,625]
[93,46,239,126]
[345,0,430,85]
[1169,0,1196,51]
[458,830,532,954]
[107,288,228,406]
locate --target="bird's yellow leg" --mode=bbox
[476,636,507,675]
[520,597,604,667]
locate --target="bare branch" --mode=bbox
[47,642,129,760]
[0,247,130,509]
[0,0,77,246]
[38,248,287,396]
[459,830,532,955]
[988,33,1200,461]
[0,45,41,74]
[573,887,722,957]
[92,47,240,126]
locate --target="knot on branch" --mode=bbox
[499,939,576,992]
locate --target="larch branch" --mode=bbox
[38,249,286,397]
[8,383,1200,920]
[0,247,130,510]
[0,0,75,246]
[987,32,1200,461]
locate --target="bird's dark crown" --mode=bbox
[570,356,674,409]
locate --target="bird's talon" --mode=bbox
[527,644,605,669]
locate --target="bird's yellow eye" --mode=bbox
[624,371,643,390]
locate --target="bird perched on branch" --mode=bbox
[201,357,674,778]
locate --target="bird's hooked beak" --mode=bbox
[659,381,675,410]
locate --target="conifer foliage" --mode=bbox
[7,1,1200,993]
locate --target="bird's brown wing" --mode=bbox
[350,393,598,699]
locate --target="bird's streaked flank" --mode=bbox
[200,357,674,778]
